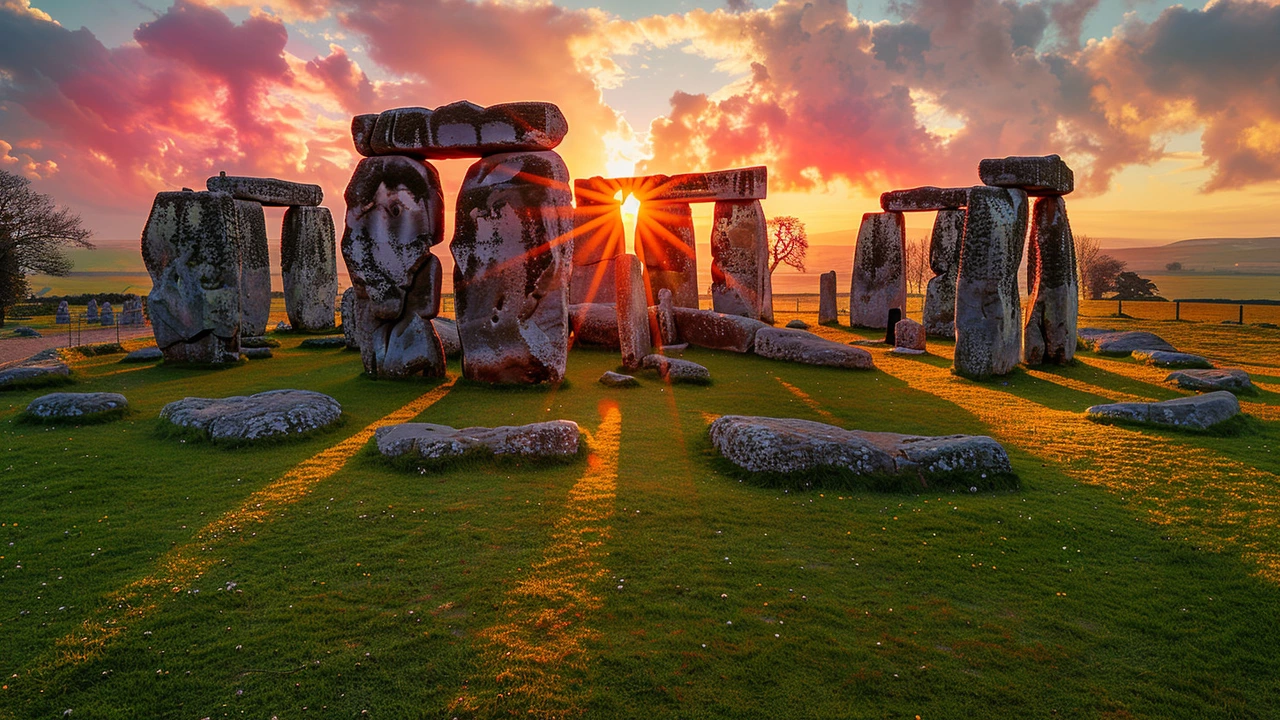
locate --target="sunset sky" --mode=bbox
[2,0,1279,258]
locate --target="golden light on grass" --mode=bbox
[455,400,623,717]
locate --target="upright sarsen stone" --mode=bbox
[849,212,906,329]
[451,150,573,384]
[615,253,651,369]
[234,200,271,337]
[818,271,838,325]
[637,201,698,308]
[141,190,242,363]
[281,206,338,332]
[1023,196,1078,365]
[923,209,965,338]
[99,301,115,326]
[569,203,624,305]
[55,301,69,324]
[710,200,768,319]
[954,186,1028,378]
[86,299,99,323]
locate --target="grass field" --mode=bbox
[1,310,1279,718]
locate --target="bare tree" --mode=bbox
[767,216,807,274]
[1073,233,1102,299]
[1085,255,1126,300]
[904,235,930,295]
[0,171,93,326]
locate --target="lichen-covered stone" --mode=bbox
[978,154,1074,196]
[895,318,926,352]
[753,327,875,369]
[953,187,1028,378]
[99,301,115,326]
[86,299,99,323]
[25,392,127,420]
[849,212,906,329]
[574,167,767,204]
[638,201,699,308]
[641,354,711,384]
[615,254,652,369]
[1132,350,1211,368]
[569,303,620,348]
[600,371,639,388]
[923,209,964,339]
[1165,368,1254,394]
[880,186,969,212]
[119,295,144,326]
[341,287,359,349]
[141,190,242,363]
[0,361,70,388]
[672,307,767,353]
[1022,196,1078,365]
[358,101,568,160]
[818,271,839,325]
[375,420,579,461]
[282,205,338,332]
[710,200,768,319]
[160,389,342,442]
[1086,391,1239,430]
[235,199,271,337]
[206,174,322,207]
[55,301,70,324]
[451,151,572,384]
[1081,330,1177,356]
[709,415,1012,479]
[656,288,679,345]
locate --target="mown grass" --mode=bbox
[0,317,1277,719]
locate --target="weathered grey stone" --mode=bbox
[818,271,839,325]
[895,318,926,352]
[240,336,279,348]
[206,173,322,207]
[161,389,342,442]
[570,204,625,266]
[299,336,348,349]
[753,327,875,369]
[569,303,620,348]
[672,307,768,353]
[121,346,163,362]
[850,212,907,329]
[599,371,639,388]
[953,187,1028,379]
[574,166,768,204]
[656,288,679,345]
[880,186,970,212]
[141,191,241,364]
[282,206,339,332]
[1022,196,1078,365]
[1081,330,1176,356]
[341,287,359,349]
[86,299,99,323]
[375,420,580,460]
[638,201,699,308]
[359,101,568,160]
[452,151,572,384]
[616,254,651,370]
[1086,391,1239,430]
[1165,368,1254,394]
[978,154,1074,196]
[98,301,115,326]
[0,361,70,388]
[241,347,272,360]
[119,294,144,326]
[12,326,39,337]
[235,199,271,337]
[641,354,711,384]
[432,317,462,359]
[570,260,619,306]
[55,301,70,324]
[341,155,446,378]
[25,392,127,419]
[710,199,768,319]
[709,415,1012,479]
[761,263,775,324]
[786,319,810,329]
[1132,350,1212,368]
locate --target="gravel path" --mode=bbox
[0,325,155,367]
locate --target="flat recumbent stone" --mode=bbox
[374,420,580,461]
[160,389,342,442]
[26,392,128,420]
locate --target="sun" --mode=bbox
[617,191,640,254]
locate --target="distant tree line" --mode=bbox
[1074,234,1162,300]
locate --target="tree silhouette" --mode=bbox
[0,171,93,326]
[766,216,807,274]
[1114,271,1161,300]
[1083,254,1125,300]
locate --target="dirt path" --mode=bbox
[0,324,155,367]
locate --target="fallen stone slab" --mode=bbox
[160,389,342,442]
[599,371,640,388]
[12,326,40,337]
[1132,350,1212,368]
[642,354,711,384]
[672,307,768,353]
[569,303,621,348]
[0,362,71,389]
[206,173,322,207]
[879,186,969,212]
[1086,391,1239,430]
[356,101,568,160]
[121,347,164,363]
[374,420,580,461]
[299,336,348,349]
[1081,330,1176,356]
[786,319,810,329]
[242,347,273,360]
[709,415,1012,482]
[25,392,128,420]
[978,154,1074,196]
[1165,368,1254,394]
[753,327,875,369]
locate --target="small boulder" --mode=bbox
[12,326,40,337]
[672,307,767,353]
[753,327,875,369]
[599,371,639,388]
[242,347,273,360]
[299,337,348,349]
[375,420,579,461]
[1082,330,1176,356]
[25,392,128,420]
[121,346,164,362]
[160,389,342,442]
[569,303,620,348]
[1165,368,1254,394]
[1086,391,1239,430]
[0,361,71,389]
[1132,350,1212,368]
[642,354,711,384]
[785,319,810,329]
[894,318,926,353]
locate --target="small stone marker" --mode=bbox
[207,173,323,207]
[753,327,876,369]
[879,186,969,212]
[99,301,115,326]
[1086,391,1239,430]
[599,371,640,388]
[56,301,70,324]
[160,389,342,442]
[1165,368,1254,394]
[978,154,1074,196]
[894,318,926,353]
[282,206,339,332]
[375,420,580,461]
[849,211,906,329]
[818,271,838,325]
[356,101,568,160]
[86,299,99,323]
[25,392,128,420]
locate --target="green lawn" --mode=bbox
[1,315,1278,719]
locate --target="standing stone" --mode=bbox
[923,209,966,338]
[119,295,142,325]
[849,212,906,329]
[637,201,699,308]
[710,199,768,319]
[894,318,926,352]
[55,301,70,324]
[282,206,338,332]
[141,190,242,363]
[761,266,775,324]
[452,150,573,384]
[1023,196,1078,365]
[86,299,99,323]
[615,254,652,370]
[954,186,1029,379]
[656,288,679,345]
[234,199,271,337]
[341,287,359,349]
[99,301,115,326]
[342,155,447,377]
[569,203,624,305]
[818,271,838,325]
